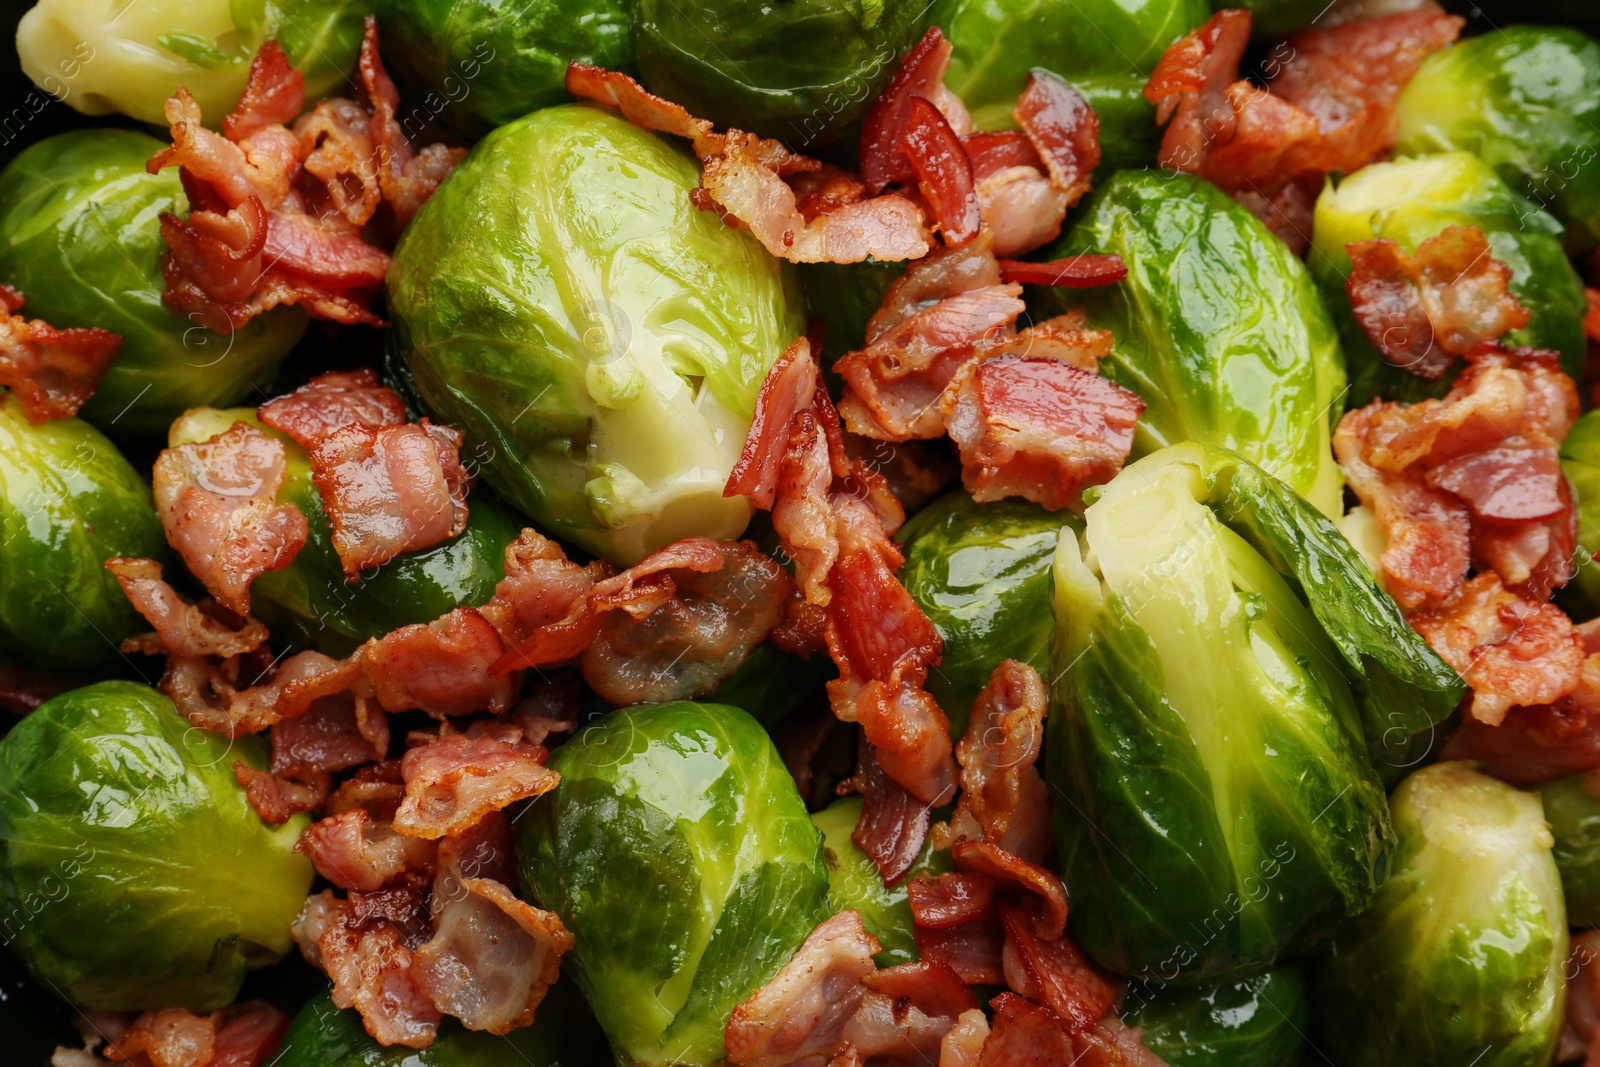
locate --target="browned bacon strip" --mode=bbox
[392,733,558,840]
[294,890,442,1048]
[860,28,958,194]
[105,557,269,659]
[258,368,408,450]
[901,95,979,247]
[996,257,1128,288]
[1442,654,1600,786]
[0,284,121,423]
[1013,71,1100,208]
[361,607,515,718]
[725,337,821,509]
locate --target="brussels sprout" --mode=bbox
[1218,0,1324,39]
[629,0,927,146]
[389,105,805,565]
[0,392,167,672]
[812,796,952,968]
[16,0,367,127]
[1037,170,1347,518]
[1562,410,1600,618]
[0,131,306,435]
[712,641,834,728]
[170,407,524,656]
[799,258,905,367]
[374,0,632,137]
[517,701,831,1066]
[0,682,312,1011]
[1310,152,1588,407]
[898,490,1080,735]
[1049,443,1465,983]
[276,981,606,1067]
[1536,774,1600,929]
[1310,762,1567,1067]
[1123,969,1309,1067]
[1395,26,1600,254]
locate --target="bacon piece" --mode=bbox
[209,1003,292,1067]
[975,166,1070,259]
[1144,10,1252,174]
[914,913,1005,988]
[235,762,330,825]
[943,354,1142,511]
[726,337,821,509]
[273,691,387,777]
[294,99,381,227]
[392,733,558,840]
[105,558,269,659]
[222,40,304,142]
[724,910,882,1067]
[774,410,844,607]
[165,647,364,738]
[299,808,437,891]
[901,95,979,247]
[310,421,470,578]
[492,536,727,674]
[153,421,309,616]
[580,540,791,704]
[0,285,122,423]
[1347,226,1530,380]
[1073,1019,1169,1067]
[937,661,1052,864]
[998,899,1120,1032]
[908,872,998,929]
[1013,72,1100,208]
[850,742,933,886]
[981,993,1077,1065]
[861,28,956,194]
[842,961,978,1065]
[995,257,1128,289]
[477,530,611,648]
[296,891,442,1048]
[1567,929,1600,1057]
[1442,654,1600,786]
[940,1010,991,1067]
[357,18,466,229]
[1409,573,1586,725]
[259,369,408,450]
[952,841,1069,941]
[105,1008,214,1067]
[361,607,515,717]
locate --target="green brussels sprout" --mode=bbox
[1395,25,1600,254]
[0,392,167,672]
[1123,969,1309,1067]
[517,701,831,1066]
[1049,443,1465,983]
[1310,152,1588,407]
[374,0,632,137]
[1217,0,1324,40]
[898,490,1080,735]
[1536,773,1600,929]
[1037,170,1347,518]
[1309,762,1567,1067]
[712,641,834,728]
[0,681,313,1011]
[276,981,607,1067]
[16,0,367,127]
[0,130,306,436]
[1561,409,1600,618]
[629,0,928,146]
[812,796,952,968]
[799,258,905,368]
[170,407,524,656]
[389,105,805,565]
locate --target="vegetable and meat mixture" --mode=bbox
[0,1,1598,1065]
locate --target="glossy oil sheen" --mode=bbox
[1537,774,1600,928]
[1124,968,1309,1066]
[1560,409,1600,618]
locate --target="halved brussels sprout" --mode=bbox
[16,0,367,126]
[0,131,306,435]
[170,407,523,656]
[375,0,633,137]
[0,682,313,1011]
[812,796,952,968]
[1310,762,1567,1067]
[1395,25,1600,253]
[1537,773,1600,929]
[1310,152,1588,406]
[517,701,831,1066]
[1050,443,1464,983]
[276,981,606,1067]
[1560,410,1600,619]
[898,490,1080,735]
[629,0,928,145]
[1037,170,1347,518]
[389,105,805,565]
[0,392,167,672]
[1123,969,1309,1067]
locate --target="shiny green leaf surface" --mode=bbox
[389,105,805,564]
[1309,762,1567,1067]
[0,682,312,1011]
[1038,171,1347,517]
[1216,0,1325,39]
[1124,968,1309,1066]
[1536,773,1600,929]
[1559,410,1600,619]
[517,701,830,1066]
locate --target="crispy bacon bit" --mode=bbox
[914,910,1006,988]
[842,961,978,1064]
[299,808,437,891]
[936,661,1052,864]
[727,337,822,509]
[861,29,957,194]
[478,530,611,648]
[998,899,1120,1032]
[105,558,269,659]
[901,95,980,247]
[392,733,558,840]
[101,1002,290,1067]
[850,743,934,886]
[940,1009,990,1067]
[725,911,882,1067]
[361,607,515,717]
[235,762,330,825]
[310,421,470,578]
[152,421,308,616]
[295,891,442,1048]
[0,284,122,423]
[1013,72,1100,208]
[909,872,998,929]
[258,369,408,450]
[1347,226,1530,380]
[982,993,1077,1063]
[358,18,467,230]
[1409,573,1586,725]
[974,166,1071,260]
[952,841,1069,941]
[944,351,1142,511]
[995,257,1128,289]
[1443,655,1600,786]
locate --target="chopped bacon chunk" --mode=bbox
[914,911,1006,988]
[1347,226,1530,380]
[310,421,470,578]
[726,337,822,509]
[850,742,934,886]
[357,18,467,230]
[361,607,514,717]
[901,95,980,247]
[725,911,882,1067]
[0,284,122,423]
[936,661,1052,864]
[152,421,309,616]
[1013,72,1100,209]
[940,1009,990,1067]
[295,891,442,1048]
[478,530,611,648]
[392,733,558,840]
[1409,573,1586,725]
[861,28,957,193]
[273,691,386,776]
[842,961,978,1065]
[982,993,1078,1064]
[975,166,1071,259]
[299,807,437,891]
[104,1008,215,1067]
[909,872,998,929]
[995,257,1128,289]
[258,369,408,450]
[235,762,330,825]
[943,352,1142,511]
[165,647,364,738]
[998,899,1120,1032]
[952,841,1069,941]
[1443,654,1600,786]
[105,558,269,659]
